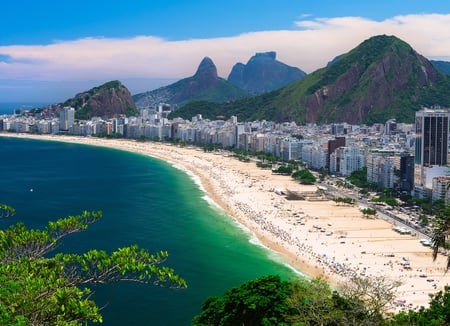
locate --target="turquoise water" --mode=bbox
[0,137,299,325]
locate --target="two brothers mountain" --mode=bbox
[48,35,450,125]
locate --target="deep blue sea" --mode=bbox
[0,136,299,325]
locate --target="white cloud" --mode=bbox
[1,13,450,97]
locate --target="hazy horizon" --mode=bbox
[2,1,450,102]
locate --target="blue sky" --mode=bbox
[1,0,450,102]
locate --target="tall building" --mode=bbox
[414,108,450,196]
[59,107,75,132]
[366,152,395,189]
[385,119,397,135]
[399,153,415,192]
[330,146,364,176]
[432,176,450,203]
[327,136,345,169]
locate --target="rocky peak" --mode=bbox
[228,51,306,94]
[63,80,137,120]
[133,56,248,108]
[302,34,440,124]
[253,51,276,60]
[194,57,218,84]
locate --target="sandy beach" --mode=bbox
[3,133,450,311]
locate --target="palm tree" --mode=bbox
[431,206,450,270]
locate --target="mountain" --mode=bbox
[227,51,306,94]
[431,60,450,75]
[170,35,450,124]
[63,80,138,119]
[133,57,249,109]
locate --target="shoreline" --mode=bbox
[2,133,449,311]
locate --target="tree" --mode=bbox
[0,209,186,325]
[272,165,293,175]
[292,169,316,184]
[392,286,450,326]
[0,204,15,218]
[431,206,450,270]
[286,277,371,325]
[192,275,291,326]
[340,275,401,322]
[318,167,328,181]
[334,197,356,206]
[361,207,377,218]
[193,276,385,326]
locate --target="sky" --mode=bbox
[1,0,450,103]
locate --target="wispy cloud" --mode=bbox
[1,14,450,96]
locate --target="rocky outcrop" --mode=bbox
[301,35,440,124]
[64,80,137,119]
[133,57,249,109]
[172,35,450,124]
[227,52,306,94]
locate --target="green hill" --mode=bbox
[170,35,450,124]
[63,80,138,120]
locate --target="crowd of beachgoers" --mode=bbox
[2,133,450,311]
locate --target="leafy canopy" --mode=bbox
[0,208,186,325]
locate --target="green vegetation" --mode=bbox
[392,286,450,325]
[431,206,450,270]
[334,197,356,206]
[0,208,186,325]
[256,151,279,163]
[0,204,15,217]
[193,275,404,325]
[361,207,377,218]
[125,102,139,117]
[318,167,328,181]
[192,275,291,326]
[285,277,369,325]
[88,80,121,95]
[74,104,93,120]
[347,167,377,189]
[93,132,124,139]
[336,180,354,189]
[146,71,250,113]
[193,273,450,325]
[432,60,450,75]
[272,165,294,175]
[232,149,251,162]
[64,80,139,120]
[371,195,399,207]
[256,161,273,169]
[292,169,316,184]
[170,35,450,125]
[406,197,444,215]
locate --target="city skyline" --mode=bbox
[1,1,450,102]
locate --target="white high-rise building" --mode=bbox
[432,176,450,204]
[330,146,365,176]
[59,107,75,132]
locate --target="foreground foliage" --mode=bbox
[193,275,450,326]
[192,275,291,326]
[193,276,383,326]
[391,286,450,326]
[0,209,186,325]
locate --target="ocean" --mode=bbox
[0,102,49,115]
[0,136,299,325]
